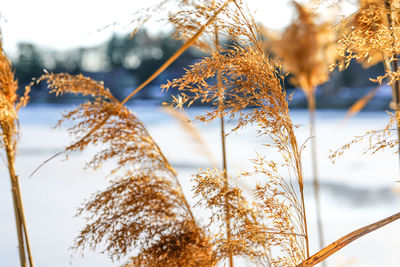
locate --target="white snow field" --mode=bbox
[1,104,399,267]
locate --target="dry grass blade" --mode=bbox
[162,106,217,167]
[342,84,381,124]
[297,211,400,267]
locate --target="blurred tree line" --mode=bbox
[12,30,199,102]
[11,29,385,106]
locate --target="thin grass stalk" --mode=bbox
[381,52,400,170]
[391,58,400,169]
[4,132,33,267]
[297,211,400,267]
[14,175,34,267]
[214,20,233,267]
[220,114,233,266]
[10,178,26,267]
[342,84,381,123]
[289,127,310,258]
[161,107,218,167]
[384,0,400,169]
[298,172,310,259]
[283,112,310,257]
[306,92,325,265]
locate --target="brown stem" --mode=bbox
[221,115,233,267]
[13,175,34,267]
[299,179,310,259]
[10,176,26,267]
[306,93,325,266]
[214,18,233,267]
[4,132,33,267]
[289,127,310,259]
[297,211,400,267]
[384,0,400,170]
[392,59,400,168]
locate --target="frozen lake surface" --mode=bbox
[1,104,400,266]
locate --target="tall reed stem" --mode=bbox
[306,93,325,266]
[221,115,233,267]
[299,178,310,259]
[214,20,233,267]
[289,129,310,259]
[4,129,34,267]
[384,0,400,169]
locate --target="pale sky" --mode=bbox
[0,0,354,55]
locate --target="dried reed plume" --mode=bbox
[33,72,212,266]
[336,0,400,102]
[163,1,310,264]
[0,36,33,266]
[266,1,336,97]
[336,0,392,72]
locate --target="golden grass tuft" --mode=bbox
[35,72,208,265]
[265,1,336,95]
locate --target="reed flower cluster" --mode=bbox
[33,72,211,266]
[164,1,310,264]
[265,1,336,95]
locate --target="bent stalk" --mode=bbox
[297,211,400,267]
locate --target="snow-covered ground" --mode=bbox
[1,104,399,267]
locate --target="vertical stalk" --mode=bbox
[298,171,310,259]
[214,19,233,267]
[14,175,34,267]
[391,59,400,168]
[220,115,233,267]
[289,128,309,259]
[10,178,26,267]
[384,0,400,169]
[306,93,325,267]
[3,126,34,267]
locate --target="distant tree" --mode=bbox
[52,48,84,75]
[14,43,44,85]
